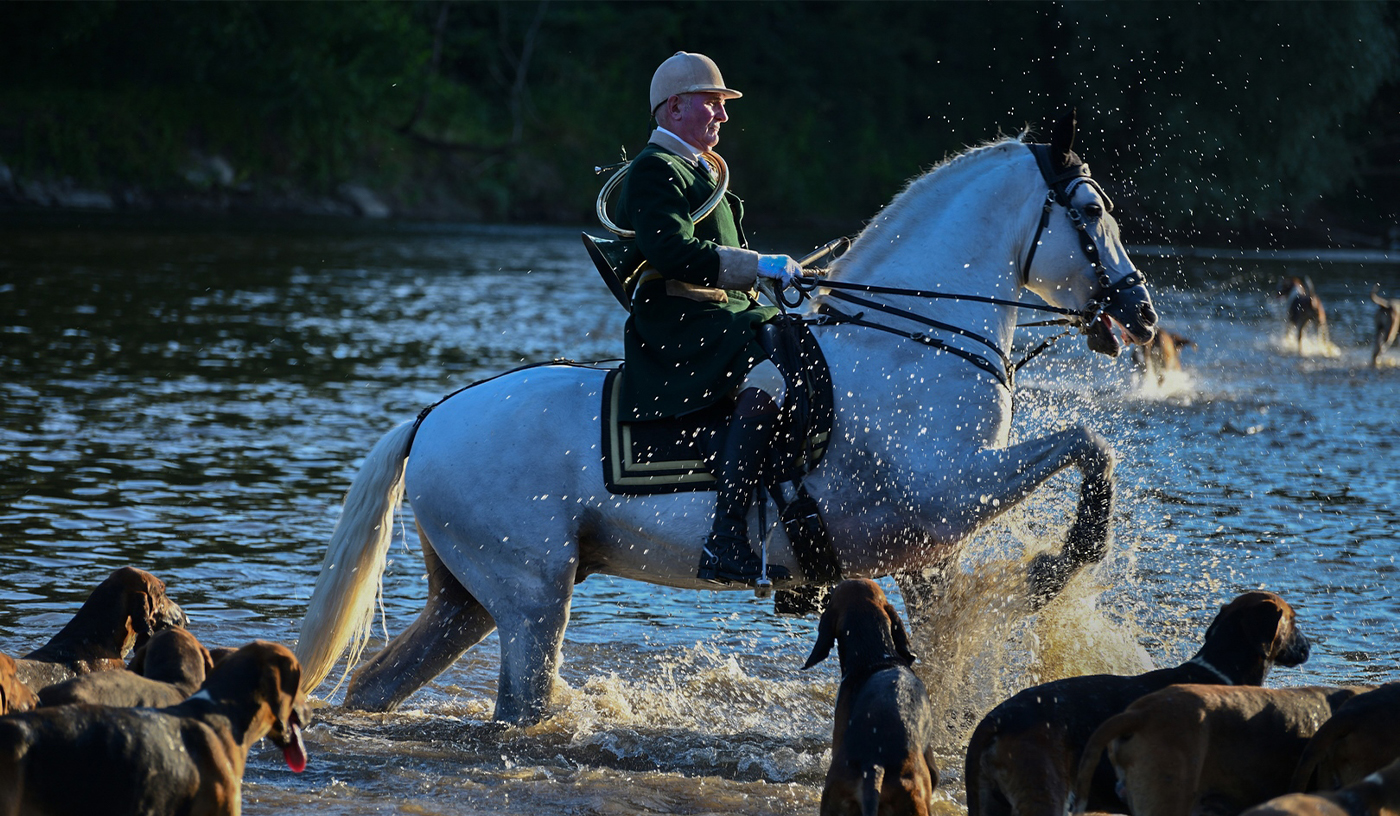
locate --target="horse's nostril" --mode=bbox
[1140,303,1158,325]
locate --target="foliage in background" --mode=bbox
[2,1,1398,245]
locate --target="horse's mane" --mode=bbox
[834,136,1029,276]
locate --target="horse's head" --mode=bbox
[1021,112,1157,357]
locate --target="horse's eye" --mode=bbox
[1084,203,1103,218]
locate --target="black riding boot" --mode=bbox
[696,389,792,586]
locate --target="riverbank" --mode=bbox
[1134,245,1400,265]
[7,183,1399,270]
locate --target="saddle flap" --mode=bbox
[600,318,834,495]
[601,368,723,495]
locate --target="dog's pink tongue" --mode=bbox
[282,723,308,773]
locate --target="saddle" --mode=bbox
[601,315,844,594]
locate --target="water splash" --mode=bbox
[1132,367,1197,403]
[1271,331,1341,358]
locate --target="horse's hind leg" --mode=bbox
[344,522,496,711]
[488,554,579,724]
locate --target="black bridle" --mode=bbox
[784,142,1146,392]
[1023,142,1146,326]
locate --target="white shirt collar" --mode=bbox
[650,127,705,164]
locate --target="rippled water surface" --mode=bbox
[2,213,1397,814]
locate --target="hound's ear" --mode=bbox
[886,603,918,666]
[258,654,289,719]
[1050,108,1077,168]
[1234,599,1287,658]
[129,589,156,637]
[1262,601,1289,659]
[803,605,837,669]
[1201,603,1227,643]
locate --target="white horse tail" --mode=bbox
[295,420,416,695]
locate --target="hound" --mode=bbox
[1370,285,1399,367]
[0,641,309,816]
[13,566,188,693]
[1291,682,1400,793]
[1071,684,1372,816]
[38,628,215,708]
[1279,276,1328,347]
[1245,757,1400,816]
[1131,329,1195,386]
[965,591,1310,816]
[0,653,38,715]
[804,579,938,816]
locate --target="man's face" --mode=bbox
[666,92,729,151]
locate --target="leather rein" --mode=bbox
[784,143,1146,392]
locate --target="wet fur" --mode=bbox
[1071,684,1373,816]
[1246,757,1400,816]
[1279,277,1328,347]
[1291,682,1400,793]
[0,653,38,715]
[964,591,1310,816]
[804,579,938,816]
[1370,286,1399,367]
[1131,329,1194,385]
[38,628,215,708]
[0,641,309,816]
[13,566,188,694]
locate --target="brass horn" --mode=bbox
[594,151,730,238]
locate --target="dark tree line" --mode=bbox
[2,1,1397,246]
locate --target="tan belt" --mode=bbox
[634,270,729,304]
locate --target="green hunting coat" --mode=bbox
[616,136,777,421]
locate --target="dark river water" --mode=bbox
[1,212,1397,814]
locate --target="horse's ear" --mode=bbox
[1050,108,1077,169]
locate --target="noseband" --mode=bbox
[789,142,1147,391]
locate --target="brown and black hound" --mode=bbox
[0,640,309,816]
[1279,276,1328,347]
[1247,757,1400,816]
[13,566,188,694]
[1370,285,1400,367]
[804,579,937,816]
[1290,682,1400,793]
[38,627,215,708]
[1131,329,1195,386]
[965,590,1310,816]
[0,653,38,715]
[1071,684,1372,816]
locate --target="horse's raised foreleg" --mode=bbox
[1024,440,1114,609]
[344,523,496,711]
[941,425,1115,609]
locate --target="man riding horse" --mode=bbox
[615,52,801,587]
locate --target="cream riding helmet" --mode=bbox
[649,52,743,115]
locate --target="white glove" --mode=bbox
[756,254,801,289]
